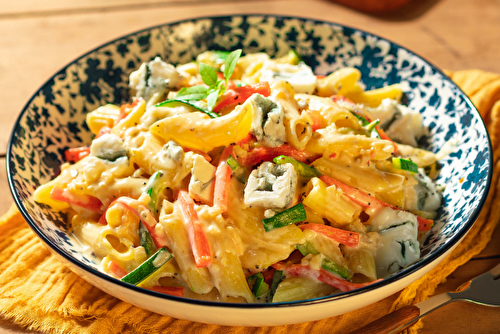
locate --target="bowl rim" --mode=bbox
[6,13,493,309]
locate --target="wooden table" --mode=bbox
[0,0,499,332]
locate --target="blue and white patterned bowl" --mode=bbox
[7,15,492,326]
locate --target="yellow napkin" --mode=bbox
[1,70,500,334]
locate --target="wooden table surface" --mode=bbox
[1,0,499,333]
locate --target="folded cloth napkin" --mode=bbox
[1,70,500,334]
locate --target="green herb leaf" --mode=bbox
[175,86,208,101]
[199,62,218,87]
[206,89,220,111]
[224,49,242,82]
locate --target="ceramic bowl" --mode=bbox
[7,15,492,326]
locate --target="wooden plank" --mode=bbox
[420,257,500,334]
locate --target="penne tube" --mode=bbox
[302,177,361,226]
[316,67,361,97]
[159,200,213,294]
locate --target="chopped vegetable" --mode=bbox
[64,146,91,163]
[247,273,270,298]
[213,82,271,113]
[115,197,168,248]
[146,286,184,297]
[155,99,219,118]
[50,187,103,213]
[236,144,320,167]
[273,155,321,178]
[269,270,284,302]
[177,191,212,267]
[321,258,352,280]
[392,158,419,173]
[298,223,359,248]
[109,260,127,278]
[262,203,307,232]
[139,222,156,256]
[226,155,240,171]
[121,247,172,285]
[296,241,319,256]
[145,171,166,215]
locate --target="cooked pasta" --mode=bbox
[34,49,444,303]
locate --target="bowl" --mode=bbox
[7,14,492,326]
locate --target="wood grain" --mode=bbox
[350,305,420,334]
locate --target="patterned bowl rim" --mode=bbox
[7,14,493,309]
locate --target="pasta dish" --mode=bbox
[33,49,443,303]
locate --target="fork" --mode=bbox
[350,262,500,334]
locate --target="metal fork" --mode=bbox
[350,262,500,334]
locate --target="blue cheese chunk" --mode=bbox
[248,94,286,147]
[405,169,442,213]
[259,61,317,94]
[158,140,184,170]
[369,99,427,147]
[90,133,127,161]
[188,154,216,204]
[372,207,420,277]
[129,57,181,101]
[244,162,297,209]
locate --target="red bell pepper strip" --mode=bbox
[177,191,212,268]
[302,109,322,131]
[299,223,359,248]
[50,187,103,213]
[109,260,128,278]
[146,286,184,297]
[319,175,433,231]
[114,197,168,249]
[213,82,271,113]
[236,144,320,167]
[64,147,91,163]
[331,95,355,105]
[274,263,381,292]
[213,145,233,213]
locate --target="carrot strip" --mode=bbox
[299,223,359,247]
[213,145,233,213]
[147,286,184,297]
[177,191,212,267]
[64,146,91,163]
[109,261,127,278]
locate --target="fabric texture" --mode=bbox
[1,70,500,334]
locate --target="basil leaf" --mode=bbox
[224,49,242,82]
[212,50,231,63]
[206,89,220,111]
[175,86,208,101]
[199,62,218,87]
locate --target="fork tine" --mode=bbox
[488,262,500,277]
